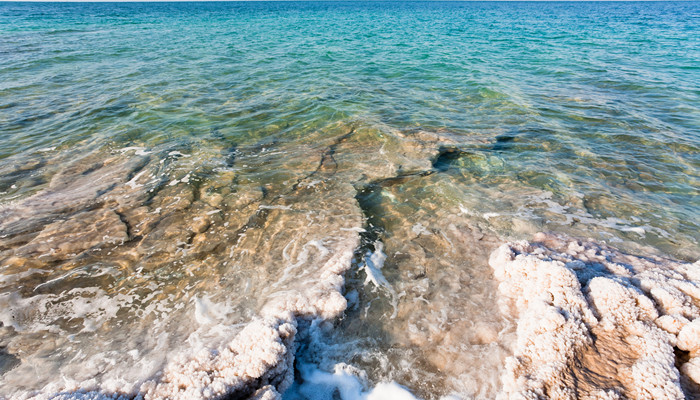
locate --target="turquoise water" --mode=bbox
[0,2,699,399]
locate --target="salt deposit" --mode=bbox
[489,233,700,399]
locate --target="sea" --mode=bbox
[0,2,698,399]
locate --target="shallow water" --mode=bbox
[0,2,698,399]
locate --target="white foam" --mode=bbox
[117,147,151,156]
[361,242,398,318]
[260,204,294,210]
[482,212,500,220]
[126,170,148,189]
[411,223,431,236]
[516,192,671,240]
[193,295,229,326]
[0,287,137,334]
[274,240,330,289]
[286,361,420,400]
[458,205,473,216]
[622,226,646,236]
[340,227,366,233]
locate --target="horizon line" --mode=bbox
[2,0,697,2]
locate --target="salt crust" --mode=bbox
[489,233,700,400]
[20,244,357,400]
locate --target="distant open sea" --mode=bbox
[0,2,699,399]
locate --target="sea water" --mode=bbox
[0,2,698,399]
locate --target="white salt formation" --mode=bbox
[489,233,700,400]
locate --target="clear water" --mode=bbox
[0,2,698,399]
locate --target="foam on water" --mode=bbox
[360,242,398,319]
[286,361,420,400]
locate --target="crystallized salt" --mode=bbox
[489,233,700,400]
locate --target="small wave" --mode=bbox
[44,29,92,35]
